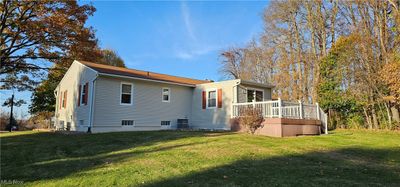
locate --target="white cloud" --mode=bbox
[175,45,221,60]
[181,1,197,41]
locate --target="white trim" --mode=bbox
[161,87,170,103]
[206,88,218,109]
[245,87,265,102]
[160,120,171,129]
[120,82,133,105]
[98,73,196,87]
[89,74,98,130]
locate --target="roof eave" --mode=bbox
[240,80,275,88]
[98,73,197,87]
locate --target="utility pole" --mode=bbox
[9,92,14,132]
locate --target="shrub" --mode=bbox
[347,114,365,129]
[238,107,264,134]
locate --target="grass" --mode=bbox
[1,129,400,186]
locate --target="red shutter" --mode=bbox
[217,89,222,108]
[59,91,62,109]
[78,85,81,107]
[202,91,206,109]
[84,82,89,105]
[64,90,67,108]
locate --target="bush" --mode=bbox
[347,114,365,129]
[238,107,264,134]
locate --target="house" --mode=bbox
[54,60,327,136]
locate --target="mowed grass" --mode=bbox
[1,130,400,186]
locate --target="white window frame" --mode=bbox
[206,88,218,109]
[80,84,87,105]
[161,121,171,129]
[246,87,264,102]
[121,119,135,126]
[162,87,170,102]
[120,82,133,105]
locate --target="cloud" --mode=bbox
[175,45,221,60]
[181,1,197,41]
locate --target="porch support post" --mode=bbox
[298,100,303,119]
[278,98,282,118]
[316,102,320,120]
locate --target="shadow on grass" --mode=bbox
[0,130,232,182]
[142,147,400,186]
[1,131,399,186]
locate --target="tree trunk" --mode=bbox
[9,94,14,132]
[371,108,379,129]
[384,102,392,128]
[391,106,400,123]
[363,107,372,129]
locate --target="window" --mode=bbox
[162,88,170,102]
[120,83,132,104]
[161,121,171,126]
[81,84,87,105]
[62,90,67,108]
[247,89,263,102]
[207,89,217,108]
[121,120,134,126]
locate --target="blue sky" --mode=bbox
[1,1,269,118]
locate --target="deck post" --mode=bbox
[298,100,303,119]
[278,98,282,118]
[316,102,320,120]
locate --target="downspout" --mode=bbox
[87,74,98,133]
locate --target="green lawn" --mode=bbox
[1,130,400,186]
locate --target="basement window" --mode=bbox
[161,121,171,126]
[121,120,134,126]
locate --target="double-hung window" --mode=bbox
[162,88,170,102]
[207,89,217,108]
[81,84,87,105]
[120,83,132,105]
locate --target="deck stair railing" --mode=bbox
[232,98,328,134]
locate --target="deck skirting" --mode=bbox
[231,118,322,137]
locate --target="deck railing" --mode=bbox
[232,98,328,134]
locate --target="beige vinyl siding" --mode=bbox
[55,61,97,131]
[92,75,193,133]
[191,79,240,130]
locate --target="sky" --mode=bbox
[0,0,269,119]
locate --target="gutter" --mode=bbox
[87,73,98,133]
[98,72,197,88]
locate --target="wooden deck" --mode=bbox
[231,99,328,137]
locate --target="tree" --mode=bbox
[1,0,99,129]
[1,0,97,73]
[221,0,400,130]
[98,49,125,68]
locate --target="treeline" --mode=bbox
[220,0,400,130]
